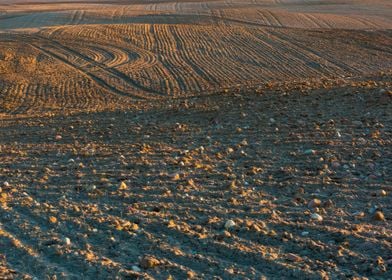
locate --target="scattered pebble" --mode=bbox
[373,211,385,221]
[64,237,71,246]
[304,149,316,155]
[286,253,302,262]
[131,265,141,272]
[85,185,96,192]
[49,216,58,224]
[119,181,128,190]
[310,213,323,222]
[308,198,321,208]
[140,255,160,269]
[224,220,236,229]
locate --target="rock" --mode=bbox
[380,190,387,197]
[131,265,141,272]
[55,135,62,140]
[373,211,385,221]
[140,255,160,269]
[84,185,96,192]
[310,213,323,222]
[286,253,302,262]
[64,237,71,246]
[119,181,128,190]
[224,219,236,229]
[49,216,58,224]
[187,270,196,278]
[308,198,321,208]
[304,149,316,155]
[352,211,365,217]
[2,182,10,188]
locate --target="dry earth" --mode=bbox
[0,0,392,279]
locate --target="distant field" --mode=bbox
[0,0,392,114]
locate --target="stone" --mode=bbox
[373,211,385,221]
[308,198,321,208]
[131,265,141,272]
[304,149,316,155]
[286,253,302,262]
[311,213,323,222]
[119,181,128,190]
[64,237,71,246]
[224,219,236,229]
[380,190,387,197]
[140,255,160,269]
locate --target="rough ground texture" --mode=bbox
[1,75,392,279]
[1,0,392,279]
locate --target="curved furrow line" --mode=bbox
[199,25,249,82]
[249,28,338,77]
[76,45,108,65]
[264,10,282,27]
[307,13,333,29]
[71,44,122,68]
[178,26,231,85]
[353,16,382,30]
[187,28,234,84]
[256,9,273,26]
[167,25,207,93]
[9,83,29,114]
[56,24,159,77]
[33,35,162,98]
[157,24,197,93]
[133,65,167,94]
[267,29,358,74]
[242,28,305,79]
[169,25,220,90]
[215,25,284,81]
[149,25,183,95]
[178,30,224,86]
[300,13,324,29]
[213,27,264,81]
[20,83,37,114]
[104,45,132,68]
[28,42,144,100]
[183,27,235,85]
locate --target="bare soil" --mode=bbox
[0,1,392,279]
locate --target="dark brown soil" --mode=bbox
[1,75,391,279]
